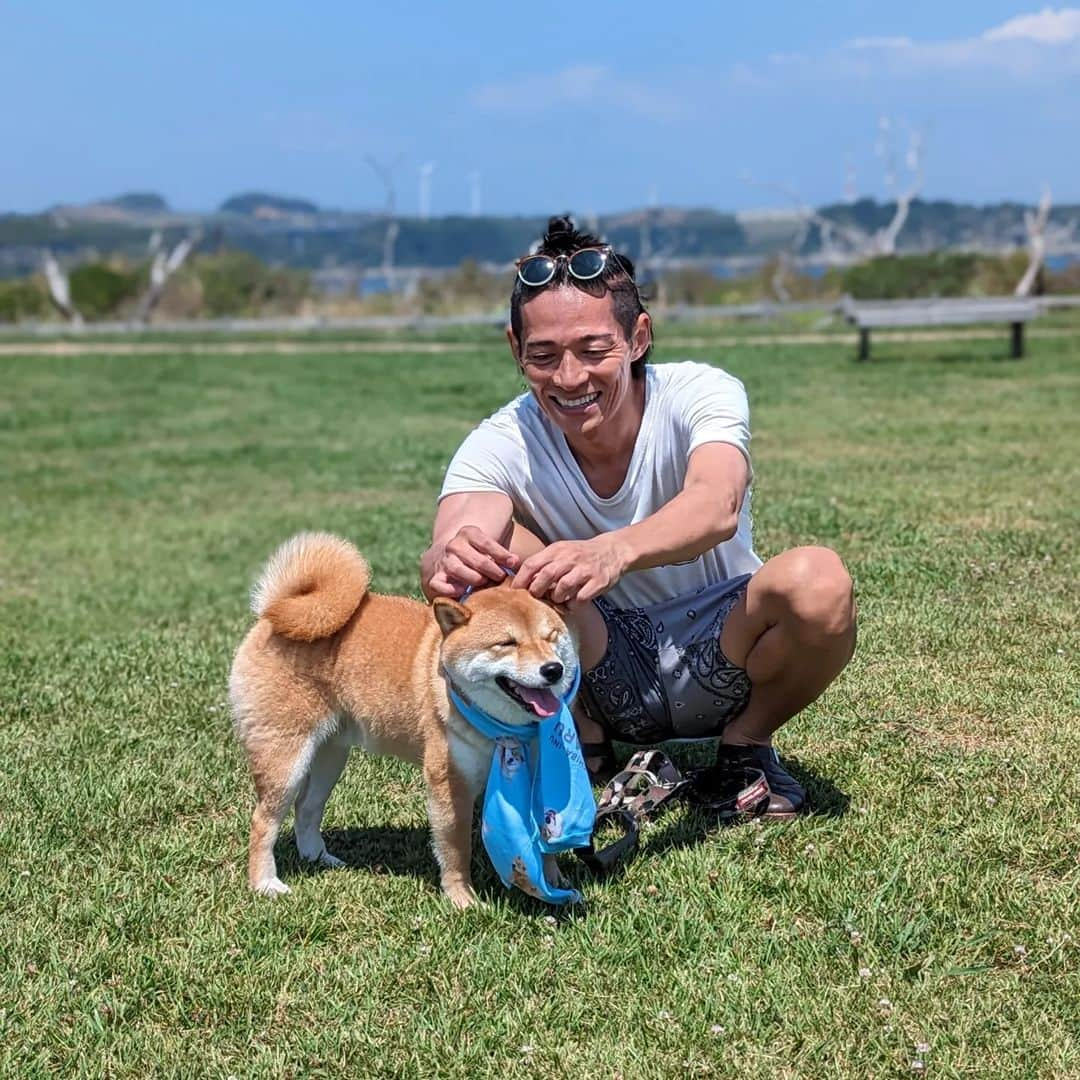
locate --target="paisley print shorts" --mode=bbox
[581,574,753,744]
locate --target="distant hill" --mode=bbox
[1,197,1077,280]
[220,192,319,217]
[103,192,169,212]
[809,197,1036,253]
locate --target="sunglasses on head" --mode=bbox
[515,245,625,288]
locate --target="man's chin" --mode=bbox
[545,401,603,433]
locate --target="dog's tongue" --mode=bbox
[517,686,560,718]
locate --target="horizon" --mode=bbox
[15,190,1080,221]
[2,3,1079,216]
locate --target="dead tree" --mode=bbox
[874,126,923,256]
[1015,188,1052,297]
[743,175,867,264]
[365,153,404,291]
[42,251,83,326]
[770,217,811,304]
[744,119,925,278]
[1014,187,1080,296]
[136,229,201,323]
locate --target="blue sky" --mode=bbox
[2,2,1078,215]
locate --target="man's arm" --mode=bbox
[420,491,519,600]
[514,442,748,603]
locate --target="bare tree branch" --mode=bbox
[875,130,923,256]
[365,153,403,216]
[744,119,925,267]
[770,217,811,302]
[742,173,867,259]
[136,230,201,323]
[42,251,83,326]
[366,154,404,290]
[1014,187,1052,297]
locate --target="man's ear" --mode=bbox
[631,310,652,360]
[433,597,471,636]
[506,325,522,363]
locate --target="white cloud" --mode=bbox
[983,7,1080,44]
[841,7,1080,76]
[755,7,1080,85]
[845,36,914,51]
[470,65,683,121]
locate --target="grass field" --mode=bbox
[2,325,1078,1078]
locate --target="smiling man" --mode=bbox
[420,216,856,816]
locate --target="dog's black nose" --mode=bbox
[539,661,563,685]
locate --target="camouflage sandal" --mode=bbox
[576,750,690,874]
[599,750,692,818]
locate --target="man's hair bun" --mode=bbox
[540,215,601,256]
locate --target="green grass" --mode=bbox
[2,329,1078,1078]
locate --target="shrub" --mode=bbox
[842,253,978,299]
[970,252,1029,296]
[1045,260,1080,294]
[193,251,310,316]
[416,259,506,315]
[0,278,49,322]
[69,263,140,319]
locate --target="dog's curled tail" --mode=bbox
[252,532,370,641]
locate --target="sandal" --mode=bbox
[577,750,690,874]
[684,759,771,820]
[598,750,691,818]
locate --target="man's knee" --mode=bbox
[766,546,855,645]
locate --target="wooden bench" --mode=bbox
[838,297,1042,361]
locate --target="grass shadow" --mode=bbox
[272,754,848,907]
[275,824,439,886]
[608,751,850,865]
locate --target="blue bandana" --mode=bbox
[448,666,596,904]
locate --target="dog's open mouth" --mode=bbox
[496,676,560,718]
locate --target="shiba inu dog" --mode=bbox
[229,532,579,908]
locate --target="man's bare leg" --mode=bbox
[719,546,856,747]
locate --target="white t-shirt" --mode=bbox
[439,360,762,609]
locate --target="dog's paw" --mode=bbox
[254,876,291,897]
[443,882,479,910]
[299,843,345,870]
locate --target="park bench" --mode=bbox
[838,296,1042,361]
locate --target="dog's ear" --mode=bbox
[433,597,471,636]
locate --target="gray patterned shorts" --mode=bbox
[581,574,753,744]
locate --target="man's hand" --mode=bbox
[513,535,631,604]
[421,526,521,599]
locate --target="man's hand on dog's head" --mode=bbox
[421,526,520,600]
[512,535,630,604]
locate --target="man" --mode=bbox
[420,216,855,816]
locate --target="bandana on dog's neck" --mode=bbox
[447,666,595,905]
